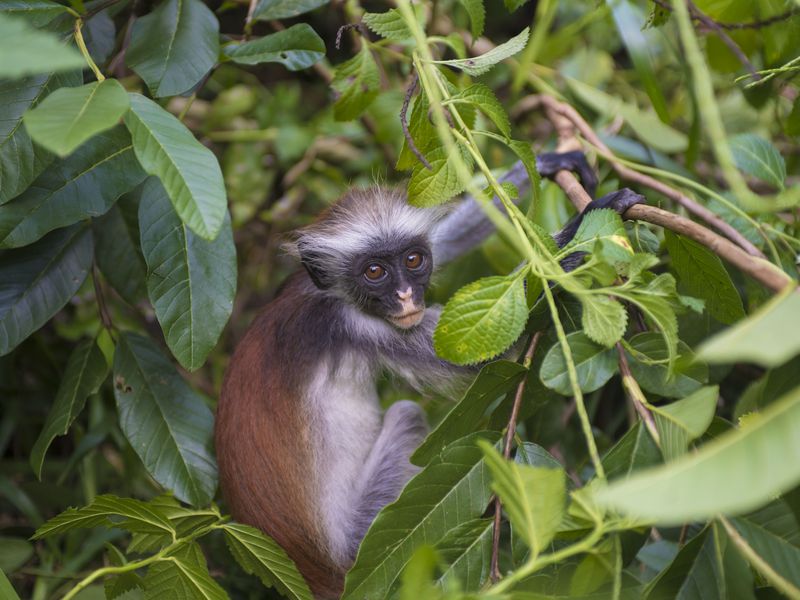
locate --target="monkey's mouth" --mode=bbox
[388,308,425,329]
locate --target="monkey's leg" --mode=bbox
[552,187,644,248]
[346,400,428,560]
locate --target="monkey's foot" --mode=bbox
[587,188,645,215]
[536,151,599,198]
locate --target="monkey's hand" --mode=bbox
[536,151,599,198]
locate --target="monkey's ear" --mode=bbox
[299,249,333,290]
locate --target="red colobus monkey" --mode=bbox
[215,153,642,598]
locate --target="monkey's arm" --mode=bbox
[431,152,598,265]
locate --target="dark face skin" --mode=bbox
[347,238,433,329]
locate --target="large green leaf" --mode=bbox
[698,286,800,368]
[651,386,718,461]
[224,24,324,71]
[407,144,474,208]
[729,514,800,591]
[124,93,226,240]
[433,519,493,591]
[342,432,501,599]
[626,333,708,399]
[138,178,236,371]
[222,522,312,600]
[0,14,84,78]
[0,126,145,248]
[0,70,81,204]
[412,360,526,466]
[331,45,380,121]
[601,423,661,481]
[730,133,786,189]
[23,79,130,157]
[457,0,485,39]
[0,225,92,356]
[664,231,744,325]
[479,441,565,557]
[32,494,175,539]
[143,543,227,600]
[113,332,218,506]
[29,338,110,478]
[448,84,510,137]
[0,0,69,27]
[434,28,529,76]
[0,568,20,600]
[252,0,328,20]
[580,294,628,348]
[595,384,800,524]
[126,0,219,98]
[540,331,618,395]
[434,274,527,365]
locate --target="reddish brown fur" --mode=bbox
[216,274,345,598]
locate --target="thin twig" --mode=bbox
[490,332,542,583]
[244,0,258,39]
[616,343,660,446]
[336,23,365,50]
[400,73,431,170]
[92,263,114,334]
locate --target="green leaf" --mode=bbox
[602,423,661,481]
[449,84,510,137]
[127,495,221,554]
[32,494,175,539]
[0,70,82,205]
[729,515,800,590]
[651,386,718,461]
[479,441,566,556]
[331,45,380,121]
[407,144,474,208]
[664,231,745,325]
[730,133,786,189]
[697,286,800,368]
[456,0,485,39]
[580,294,628,348]
[0,14,84,78]
[433,519,493,591]
[787,96,800,137]
[540,331,618,395]
[29,338,110,478]
[0,225,92,356]
[0,0,69,28]
[434,274,527,365]
[23,79,130,157]
[566,208,634,268]
[252,0,328,20]
[342,432,501,600]
[223,24,324,71]
[507,140,542,207]
[594,384,800,525]
[412,360,527,465]
[626,333,708,399]
[0,568,20,600]
[434,27,529,76]
[0,536,32,574]
[362,7,424,41]
[138,178,236,371]
[397,94,435,171]
[125,0,219,98]
[0,126,145,248]
[113,332,218,506]
[222,522,312,600]
[124,93,226,240]
[143,543,227,600]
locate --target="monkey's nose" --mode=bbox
[396,287,413,300]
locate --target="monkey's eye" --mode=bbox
[364,264,387,281]
[405,252,423,270]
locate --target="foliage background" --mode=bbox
[1,0,800,599]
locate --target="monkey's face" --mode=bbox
[349,240,433,329]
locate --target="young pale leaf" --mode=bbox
[626,333,708,399]
[224,24,324,71]
[32,494,174,539]
[125,0,219,98]
[664,230,745,325]
[412,360,527,465]
[433,519,493,591]
[362,7,424,41]
[29,339,110,478]
[0,225,92,356]
[139,178,236,371]
[434,27,529,76]
[0,70,82,204]
[594,384,800,524]
[124,93,226,240]
[479,441,566,556]
[252,0,328,20]
[143,543,227,600]
[407,144,474,208]
[651,386,718,461]
[540,331,618,395]
[730,134,786,189]
[0,14,84,78]
[0,126,145,249]
[22,79,130,157]
[457,0,485,39]
[331,46,380,121]
[580,294,628,347]
[113,332,218,506]
[449,84,510,137]
[0,0,69,27]
[698,286,800,368]
[222,522,313,600]
[342,432,501,600]
[434,274,527,365]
